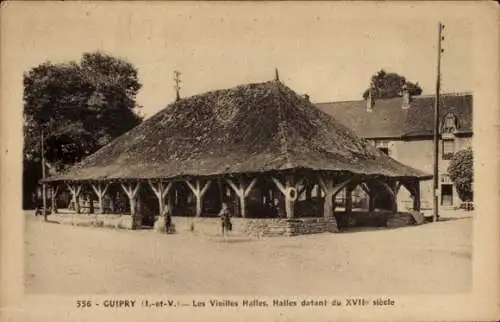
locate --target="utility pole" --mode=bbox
[41,128,47,221]
[433,22,445,222]
[173,70,181,101]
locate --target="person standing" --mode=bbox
[218,202,232,237]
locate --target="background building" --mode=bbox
[317,90,472,211]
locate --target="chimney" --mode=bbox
[401,84,411,109]
[366,88,374,112]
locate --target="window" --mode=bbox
[375,140,390,156]
[378,147,389,155]
[442,139,455,160]
[441,113,458,134]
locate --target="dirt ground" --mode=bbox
[24,210,472,295]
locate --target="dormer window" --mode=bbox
[441,112,458,134]
[375,140,390,155]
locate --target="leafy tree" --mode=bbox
[23,52,143,207]
[447,147,474,201]
[362,69,423,100]
[23,52,142,170]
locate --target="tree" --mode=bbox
[23,52,143,208]
[362,69,423,100]
[447,147,474,201]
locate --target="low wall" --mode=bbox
[172,216,339,237]
[50,213,134,229]
[48,213,339,237]
[48,210,424,235]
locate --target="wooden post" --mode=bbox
[271,176,297,219]
[318,177,352,217]
[305,182,312,201]
[51,185,59,214]
[318,177,334,218]
[67,183,82,214]
[405,181,421,211]
[413,183,421,211]
[148,180,172,217]
[227,177,257,218]
[110,193,116,213]
[185,179,211,217]
[121,182,142,229]
[377,180,398,213]
[345,186,353,213]
[295,179,305,201]
[92,183,110,214]
[361,182,375,212]
[88,193,94,214]
[390,180,399,213]
[369,195,376,212]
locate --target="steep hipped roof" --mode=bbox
[44,81,430,182]
[316,93,472,139]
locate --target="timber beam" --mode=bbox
[227,177,257,218]
[318,177,352,218]
[185,179,211,217]
[91,183,110,214]
[121,182,142,229]
[67,183,82,214]
[148,180,173,217]
[271,176,297,219]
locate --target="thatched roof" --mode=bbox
[44,80,431,182]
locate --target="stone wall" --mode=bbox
[171,216,339,237]
[48,209,425,234]
[244,217,339,237]
[50,213,134,229]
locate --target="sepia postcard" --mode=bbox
[1,1,499,321]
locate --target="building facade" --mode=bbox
[316,90,473,211]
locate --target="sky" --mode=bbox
[2,2,477,119]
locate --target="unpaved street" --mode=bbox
[25,211,472,295]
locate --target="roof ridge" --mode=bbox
[273,81,292,167]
